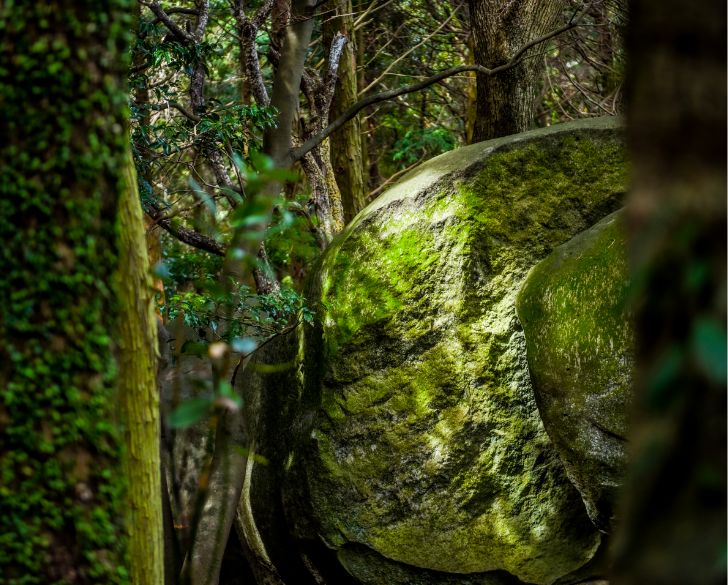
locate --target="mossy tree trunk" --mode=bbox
[323,0,366,222]
[467,0,563,142]
[0,2,134,583]
[117,149,164,585]
[612,0,727,583]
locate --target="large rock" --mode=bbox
[286,118,629,585]
[516,210,633,531]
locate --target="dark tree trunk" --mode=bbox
[467,0,563,141]
[612,0,727,583]
[0,3,133,583]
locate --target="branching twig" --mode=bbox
[144,201,226,256]
[143,0,194,43]
[290,1,594,163]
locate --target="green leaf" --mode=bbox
[233,446,269,465]
[692,318,728,384]
[168,397,212,429]
[181,340,209,356]
[647,346,683,409]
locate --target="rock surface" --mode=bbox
[516,210,633,531]
[286,118,629,584]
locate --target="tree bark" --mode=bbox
[265,0,318,166]
[0,3,133,583]
[468,0,563,141]
[117,149,165,585]
[612,0,727,583]
[323,0,366,221]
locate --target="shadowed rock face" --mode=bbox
[516,210,633,532]
[284,118,629,585]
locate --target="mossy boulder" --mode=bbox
[288,118,628,585]
[516,210,633,531]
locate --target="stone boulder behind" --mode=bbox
[516,210,633,531]
[281,117,629,585]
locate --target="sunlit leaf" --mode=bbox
[168,397,212,429]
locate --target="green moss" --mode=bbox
[453,133,628,272]
[0,3,134,583]
[516,210,633,529]
[298,121,629,584]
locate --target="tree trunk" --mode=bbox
[612,0,727,583]
[265,0,318,166]
[467,0,563,141]
[0,3,132,583]
[117,149,165,585]
[323,0,366,222]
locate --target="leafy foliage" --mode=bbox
[392,127,457,167]
[165,282,312,341]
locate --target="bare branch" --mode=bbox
[193,0,210,42]
[359,4,461,95]
[252,0,275,28]
[143,1,194,43]
[233,0,274,106]
[144,202,226,256]
[151,100,201,122]
[290,2,593,163]
[365,159,420,202]
[319,33,347,125]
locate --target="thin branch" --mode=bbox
[144,202,226,256]
[359,4,460,95]
[353,0,397,29]
[151,100,201,122]
[290,1,593,163]
[193,0,210,42]
[366,160,420,202]
[150,6,199,24]
[143,0,194,43]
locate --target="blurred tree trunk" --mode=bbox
[613,0,727,583]
[467,0,563,141]
[0,2,134,583]
[323,0,366,222]
[117,149,165,585]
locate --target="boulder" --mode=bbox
[516,210,633,531]
[286,117,629,584]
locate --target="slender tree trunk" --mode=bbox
[467,0,563,141]
[355,0,372,196]
[323,0,366,221]
[0,3,133,583]
[117,149,165,585]
[612,0,727,583]
[265,0,318,166]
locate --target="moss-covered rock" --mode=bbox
[288,118,628,585]
[516,210,633,532]
[337,544,531,585]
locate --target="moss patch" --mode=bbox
[294,118,628,585]
[0,4,134,583]
[516,210,633,530]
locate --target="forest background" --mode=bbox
[0,0,724,584]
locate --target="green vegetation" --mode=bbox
[298,121,626,584]
[0,3,134,583]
